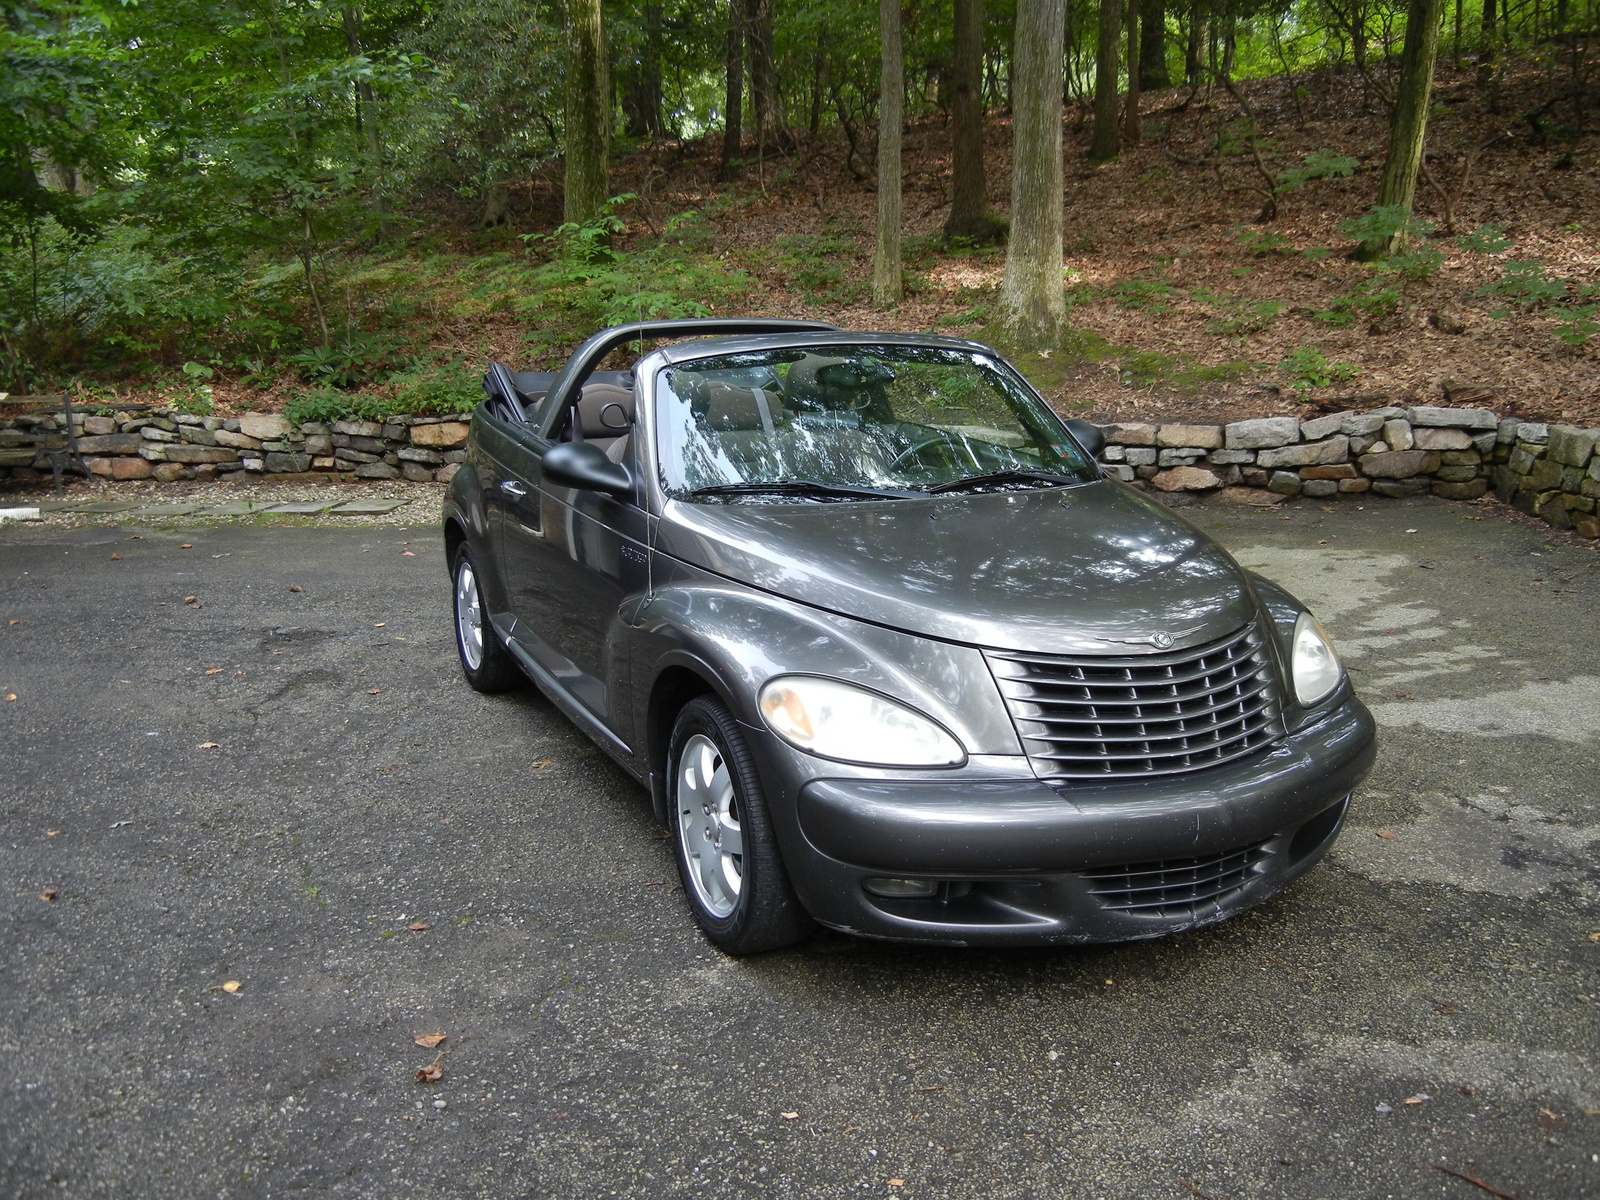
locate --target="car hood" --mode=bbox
[656,481,1259,654]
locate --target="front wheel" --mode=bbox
[668,696,813,955]
[451,543,524,693]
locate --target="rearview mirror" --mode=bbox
[542,441,633,499]
[1064,418,1106,460]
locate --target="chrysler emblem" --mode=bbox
[1150,631,1175,649]
[1097,628,1195,649]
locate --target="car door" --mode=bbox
[497,428,651,752]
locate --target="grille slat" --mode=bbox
[987,622,1283,781]
[1083,842,1271,914]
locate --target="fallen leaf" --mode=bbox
[531,759,553,770]
[198,742,220,749]
[179,543,192,549]
[289,585,303,593]
[888,1181,905,1188]
[368,688,382,695]
[184,595,197,604]
[413,1033,447,1049]
[221,980,241,994]
[46,830,59,836]
[5,694,16,702]
[415,1059,443,1084]
[109,553,122,560]
[373,622,386,627]
[205,668,223,675]
[1587,932,1600,942]
[780,1112,799,1120]
[402,550,415,557]
[1458,1086,1477,1097]
[1434,1002,1458,1014]
[408,921,430,931]
[40,888,57,901]
[1404,528,1418,534]
[1403,1093,1431,1105]
[1376,829,1395,839]
[129,535,142,539]
[7,619,18,625]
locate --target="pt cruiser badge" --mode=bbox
[444,320,1376,954]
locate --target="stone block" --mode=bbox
[1527,458,1565,491]
[397,445,444,465]
[1124,447,1157,466]
[1493,466,1521,502]
[1156,424,1224,450]
[152,462,189,482]
[175,414,203,426]
[1259,437,1350,469]
[239,412,292,440]
[1267,471,1302,496]
[1507,446,1539,475]
[1383,419,1414,451]
[1135,465,1159,479]
[1101,445,1126,462]
[264,451,312,474]
[443,450,468,464]
[335,448,381,465]
[214,429,262,451]
[382,452,400,466]
[1224,417,1299,450]
[81,416,117,436]
[1412,427,1474,451]
[242,456,264,472]
[76,433,142,455]
[1546,424,1598,468]
[1591,457,1600,482]
[1208,449,1257,465]
[342,434,387,454]
[1371,478,1432,497]
[1300,412,1352,441]
[180,426,218,446]
[1497,417,1522,445]
[1573,513,1600,539]
[1440,449,1482,466]
[1350,435,1381,455]
[1103,422,1158,446]
[162,444,238,464]
[138,445,167,462]
[1436,465,1480,482]
[1151,465,1222,491]
[332,418,384,438]
[261,440,292,452]
[1240,467,1269,486]
[400,461,436,483]
[1341,413,1387,437]
[139,427,178,443]
[1472,431,1498,454]
[436,462,462,484]
[382,423,408,441]
[1359,450,1441,479]
[105,456,153,480]
[1102,464,1136,481]
[300,421,330,436]
[1301,478,1338,498]
[354,462,401,479]
[124,417,176,433]
[1515,422,1550,444]
[409,421,472,449]
[1337,477,1372,493]
[1407,405,1498,429]
[313,456,338,470]
[1158,448,1206,466]
[1300,463,1358,480]
[1535,492,1573,528]
[304,435,333,455]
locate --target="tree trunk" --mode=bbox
[342,7,385,232]
[1089,0,1122,161]
[747,0,788,153]
[944,0,996,240]
[1477,0,1497,97]
[1123,0,1142,145]
[621,3,664,140]
[719,0,745,179]
[1361,0,1446,258]
[563,0,610,225]
[999,0,1067,347]
[1185,10,1204,86]
[1139,0,1169,88]
[872,0,903,308]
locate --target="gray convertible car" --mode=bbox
[444,319,1375,954]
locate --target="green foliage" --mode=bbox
[1475,261,1571,310]
[1552,305,1598,348]
[1274,149,1359,194]
[1205,299,1288,338]
[1235,228,1294,257]
[1109,275,1176,312]
[1338,205,1436,251]
[1457,224,1513,255]
[286,334,408,389]
[775,234,862,302]
[1279,346,1359,395]
[389,359,482,414]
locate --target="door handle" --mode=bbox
[498,481,528,499]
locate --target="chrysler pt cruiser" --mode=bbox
[443,319,1375,954]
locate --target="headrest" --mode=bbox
[576,382,634,438]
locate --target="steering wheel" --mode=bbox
[888,430,979,475]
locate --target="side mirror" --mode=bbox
[1064,418,1106,460]
[542,441,634,499]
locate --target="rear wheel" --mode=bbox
[668,696,813,955]
[452,543,523,693]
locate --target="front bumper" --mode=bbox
[759,695,1375,946]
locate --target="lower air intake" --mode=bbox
[1082,842,1271,916]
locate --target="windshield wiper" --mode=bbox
[686,480,921,502]
[925,469,1077,495]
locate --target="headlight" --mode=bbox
[758,676,965,767]
[1291,612,1343,706]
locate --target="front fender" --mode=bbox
[444,461,514,619]
[635,557,1022,760]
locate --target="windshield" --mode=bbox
[655,345,1100,501]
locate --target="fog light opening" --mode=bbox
[863,877,939,898]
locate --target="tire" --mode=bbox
[668,696,814,955]
[451,543,524,693]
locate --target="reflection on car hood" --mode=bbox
[656,481,1258,654]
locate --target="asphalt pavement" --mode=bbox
[2,495,1596,1199]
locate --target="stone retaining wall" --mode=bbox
[3,402,1596,540]
[1096,406,1600,540]
[0,410,470,485]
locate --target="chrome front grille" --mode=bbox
[1082,841,1271,915]
[986,623,1282,782]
